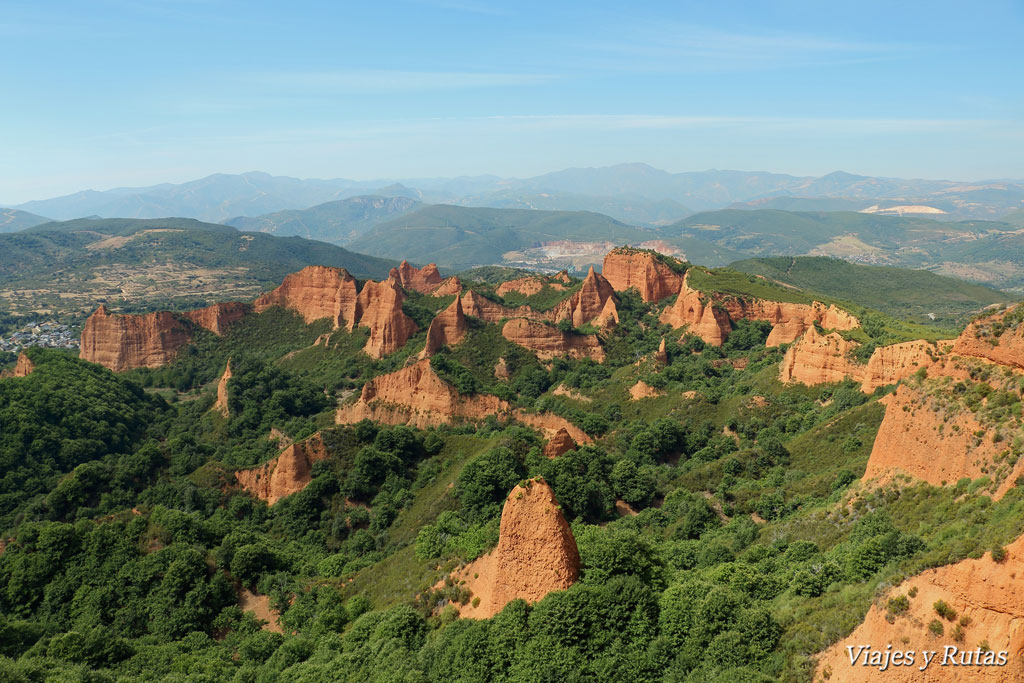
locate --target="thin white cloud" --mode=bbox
[251,69,556,92]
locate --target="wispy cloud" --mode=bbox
[249,69,555,93]
[571,20,916,72]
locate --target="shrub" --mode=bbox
[886,595,910,617]
[928,620,944,637]
[933,600,957,621]
[991,545,1008,563]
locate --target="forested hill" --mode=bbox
[0,217,397,317]
[729,256,1011,326]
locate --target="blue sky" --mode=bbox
[1,0,1022,203]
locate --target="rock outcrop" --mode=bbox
[542,428,577,458]
[496,274,566,297]
[182,301,251,335]
[815,534,1024,682]
[254,266,360,329]
[952,306,1024,370]
[430,276,463,297]
[357,278,419,359]
[501,318,605,362]
[391,260,443,294]
[421,296,468,358]
[213,361,232,417]
[553,267,617,328]
[602,248,684,303]
[778,326,862,386]
[447,478,580,619]
[336,359,507,429]
[460,290,550,324]
[12,352,34,377]
[660,271,859,347]
[659,273,732,346]
[80,305,194,372]
[629,380,664,400]
[780,330,940,393]
[654,338,668,365]
[235,433,329,505]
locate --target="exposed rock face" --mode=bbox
[80,305,194,372]
[493,357,510,380]
[655,338,668,365]
[356,278,419,359]
[213,361,232,417]
[391,260,443,294]
[815,534,1024,682]
[430,276,463,297]
[542,428,577,458]
[12,352,34,377]
[592,296,619,330]
[553,267,616,328]
[659,273,731,346]
[780,330,939,393]
[460,290,522,323]
[602,248,684,303]
[337,359,507,429]
[864,381,1024,499]
[660,271,859,347]
[629,380,664,400]
[514,412,591,445]
[496,273,569,297]
[448,478,580,619]
[421,296,467,358]
[182,301,251,335]
[501,318,605,362]
[253,266,360,329]
[952,305,1024,370]
[778,326,862,385]
[860,340,936,393]
[235,433,329,505]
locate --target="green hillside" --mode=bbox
[730,256,1011,326]
[348,205,656,268]
[3,276,1024,681]
[0,208,50,233]
[0,218,396,318]
[224,195,422,245]
[668,209,1003,259]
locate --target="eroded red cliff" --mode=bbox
[421,296,468,358]
[391,260,444,294]
[80,305,194,372]
[447,477,580,619]
[501,318,605,362]
[602,247,684,303]
[235,432,329,505]
[253,266,360,329]
[356,278,418,359]
[182,301,251,335]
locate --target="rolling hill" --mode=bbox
[0,208,51,232]
[0,217,396,317]
[729,256,1011,326]
[224,195,422,244]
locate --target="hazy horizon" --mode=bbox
[3,1,1022,204]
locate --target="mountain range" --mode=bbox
[7,164,1023,224]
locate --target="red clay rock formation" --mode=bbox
[514,411,591,445]
[592,296,620,329]
[629,380,664,400]
[780,331,939,394]
[493,357,510,380]
[952,305,1024,370]
[501,318,605,362]
[213,361,232,417]
[254,266,360,329]
[553,267,616,328]
[421,296,468,358]
[182,301,250,335]
[863,382,1024,499]
[655,338,668,365]
[659,274,732,346]
[860,340,936,393]
[391,260,443,294]
[602,248,684,303]
[496,274,569,297]
[235,432,329,505]
[80,305,193,372]
[448,478,580,619]
[336,359,507,429]
[430,276,463,297]
[542,428,577,458]
[356,278,418,359]
[778,326,861,385]
[12,352,34,377]
[460,290,551,324]
[815,534,1024,682]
